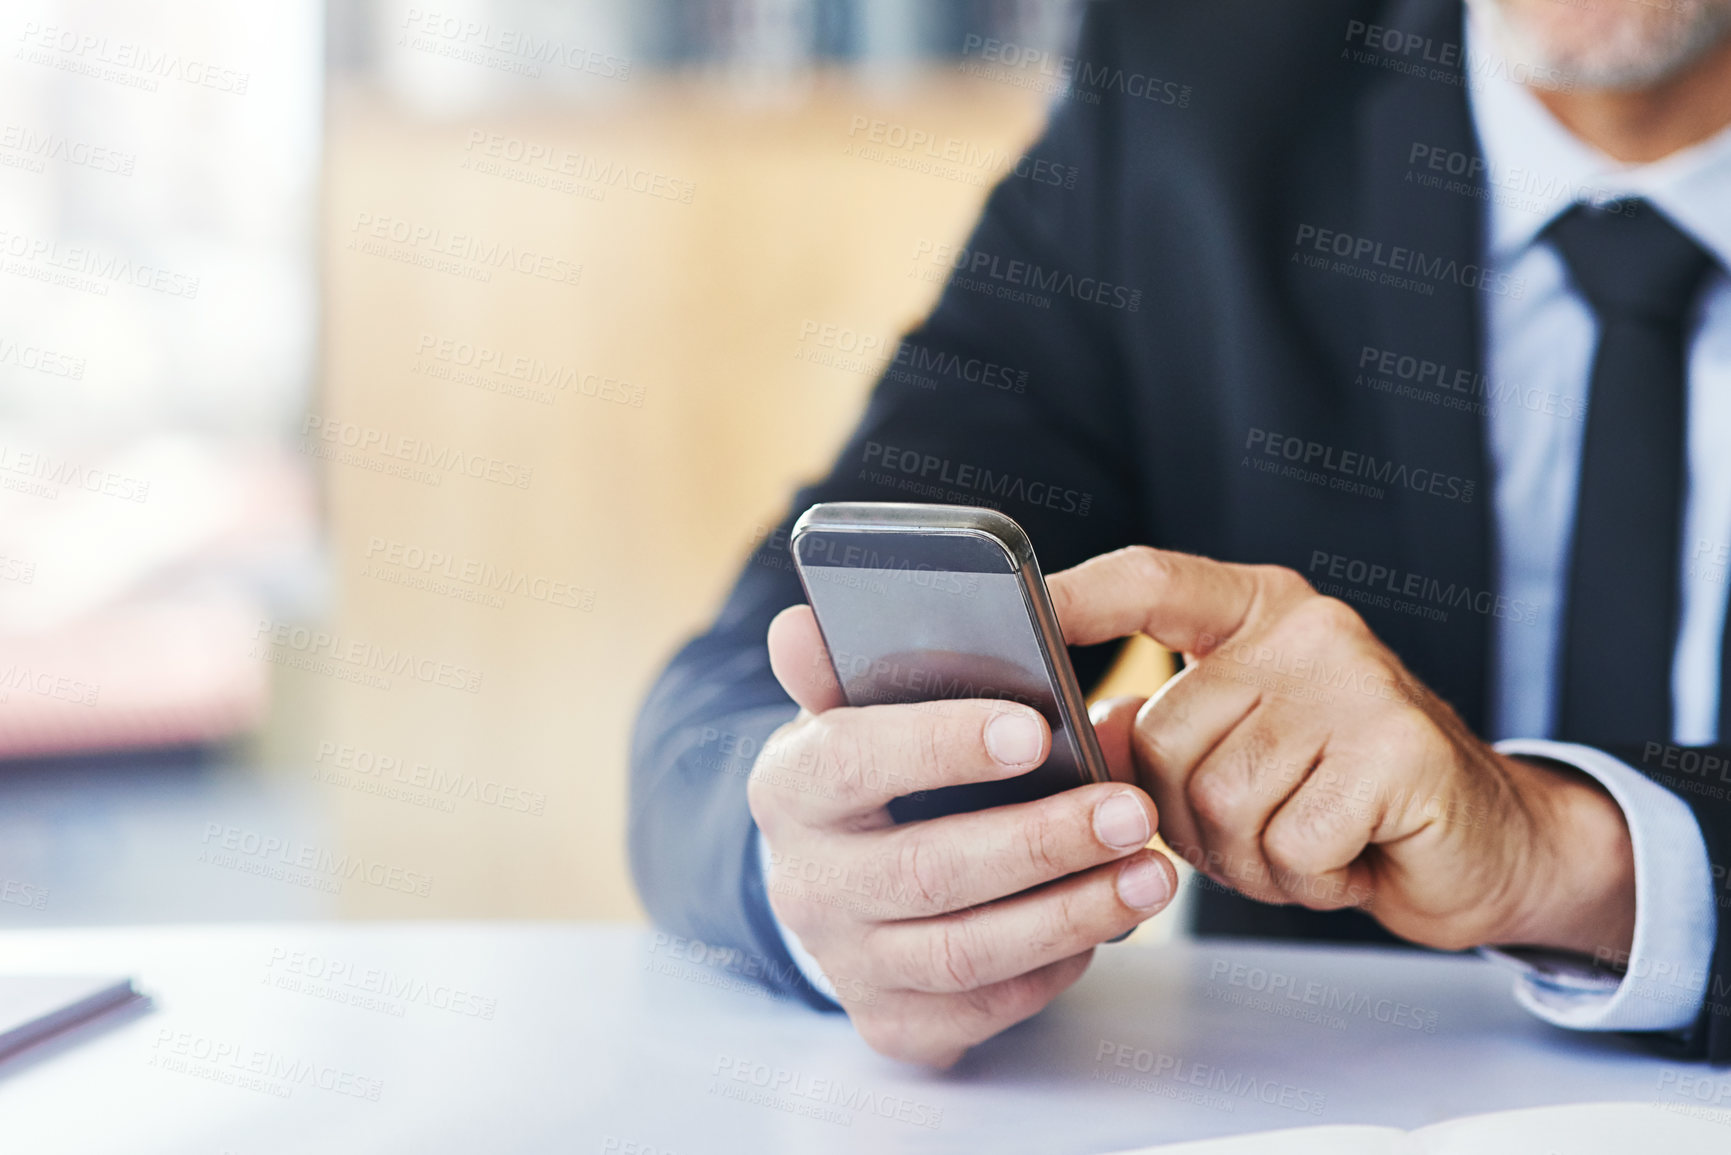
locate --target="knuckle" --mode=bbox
[1133,720,1185,780]
[767,886,826,940]
[851,1009,919,1063]
[1036,883,1094,954]
[810,715,858,790]
[1119,545,1176,594]
[927,922,984,993]
[1258,564,1314,602]
[1016,807,1070,880]
[912,705,966,782]
[816,713,890,804]
[1296,594,1364,639]
[1187,768,1251,828]
[745,722,806,816]
[1373,709,1433,765]
[995,963,1064,1021]
[1263,810,1336,879]
[891,834,956,916]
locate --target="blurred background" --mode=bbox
[0,0,1174,932]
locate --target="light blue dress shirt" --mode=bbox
[1468,10,1725,1031]
[759,13,1730,1034]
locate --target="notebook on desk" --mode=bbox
[0,976,138,1060]
[1111,1101,1728,1154]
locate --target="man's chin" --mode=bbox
[1469,0,1731,91]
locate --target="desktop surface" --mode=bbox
[0,923,1691,1153]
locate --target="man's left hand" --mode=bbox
[1049,547,1635,959]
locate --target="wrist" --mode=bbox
[1491,754,1635,961]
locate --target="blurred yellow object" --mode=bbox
[298,75,1054,921]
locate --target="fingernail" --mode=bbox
[1094,792,1150,850]
[1117,858,1171,911]
[984,711,1043,767]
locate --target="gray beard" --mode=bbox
[1468,0,1731,90]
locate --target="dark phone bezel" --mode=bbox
[789,502,1111,819]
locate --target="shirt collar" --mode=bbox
[1466,6,1731,271]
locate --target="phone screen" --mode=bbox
[794,527,1097,821]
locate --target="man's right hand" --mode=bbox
[747,604,1178,1069]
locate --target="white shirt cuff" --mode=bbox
[755,827,842,1005]
[1482,739,1716,1033]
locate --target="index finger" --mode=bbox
[759,697,1052,825]
[1046,546,1266,652]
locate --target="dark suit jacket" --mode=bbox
[629,0,1731,1061]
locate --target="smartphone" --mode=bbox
[789,501,1110,822]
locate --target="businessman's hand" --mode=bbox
[1050,547,1636,960]
[748,606,1177,1069]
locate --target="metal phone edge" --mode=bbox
[1014,553,1112,787]
[790,502,1037,569]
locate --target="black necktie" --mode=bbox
[1548,199,1713,747]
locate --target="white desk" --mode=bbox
[0,924,1712,1153]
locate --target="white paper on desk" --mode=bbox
[0,976,137,1059]
[1110,1100,1729,1154]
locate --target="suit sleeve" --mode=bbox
[627,3,1154,1009]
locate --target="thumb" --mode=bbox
[766,604,846,714]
